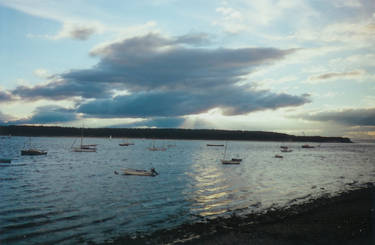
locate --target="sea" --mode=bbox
[0,136,374,244]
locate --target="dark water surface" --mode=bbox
[0,137,374,244]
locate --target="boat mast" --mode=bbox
[223,141,227,160]
[80,127,83,147]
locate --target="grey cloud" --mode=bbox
[13,79,111,101]
[69,26,96,40]
[310,70,363,80]
[300,108,375,126]
[78,91,205,117]
[83,33,296,92]
[13,33,298,100]
[10,106,77,124]
[0,90,13,102]
[78,88,309,118]
[12,33,308,118]
[174,33,212,46]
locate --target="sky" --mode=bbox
[0,0,374,139]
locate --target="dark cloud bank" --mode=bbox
[10,33,311,127]
[300,108,375,126]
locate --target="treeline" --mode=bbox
[0,125,352,143]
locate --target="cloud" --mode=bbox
[213,0,318,33]
[12,33,309,118]
[77,89,310,118]
[174,33,212,46]
[49,22,99,40]
[308,70,364,82]
[0,90,14,102]
[0,1,103,40]
[79,33,297,93]
[292,21,375,46]
[332,0,362,8]
[68,26,96,40]
[214,7,246,33]
[299,108,375,126]
[33,68,50,78]
[110,117,185,128]
[328,53,375,70]
[10,105,77,124]
[345,126,375,139]
[12,78,111,101]
[0,110,13,124]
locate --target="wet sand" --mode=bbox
[104,184,375,245]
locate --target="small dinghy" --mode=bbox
[118,168,159,176]
[221,159,241,164]
[280,148,293,153]
[207,144,224,147]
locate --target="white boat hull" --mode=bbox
[72,147,96,152]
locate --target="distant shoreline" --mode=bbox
[0,125,352,143]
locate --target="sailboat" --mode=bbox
[148,141,166,151]
[72,128,96,152]
[21,137,47,155]
[119,138,135,146]
[220,142,241,164]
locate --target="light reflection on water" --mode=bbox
[0,137,374,244]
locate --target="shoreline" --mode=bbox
[102,184,375,245]
[0,125,352,143]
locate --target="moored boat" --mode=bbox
[207,144,224,147]
[72,128,97,152]
[281,148,293,152]
[148,146,166,151]
[221,142,241,164]
[221,159,241,164]
[21,137,47,156]
[72,147,96,152]
[21,149,47,155]
[122,168,158,176]
[302,144,315,148]
[119,142,135,146]
[148,141,166,151]
[119,137,135,146]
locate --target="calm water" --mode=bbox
[1,136,374,244]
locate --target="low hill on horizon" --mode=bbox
[0,125,352,143]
